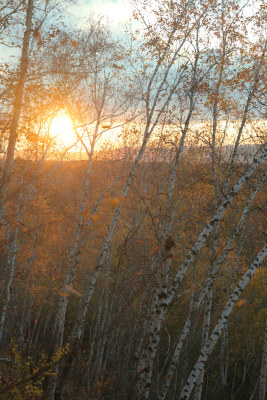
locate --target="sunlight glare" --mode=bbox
[50,113,77,146]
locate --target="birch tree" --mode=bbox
[0,0,34,223]
[1,0,266,398]
[179,245,267,400]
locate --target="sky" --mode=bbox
[0,0,132,62]
[66,0,132,32]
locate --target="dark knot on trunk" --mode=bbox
[164,236,175,252]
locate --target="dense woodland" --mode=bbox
[0,0,266,399]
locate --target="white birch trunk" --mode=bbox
[136,246,175,400]
[159,314,192,400]
[196,170,266,309]
[194,220,219,400]
[0,175,25,341]
[179,244,267,400]
[73,17,204,344]
[54,138,96,342]
[194,285,213,400]
[223,40,266,192]
[169,145,267,301]
[135,147,266,400]
[259,313,267,400]
[0,248,17,341]
[74,127,153,341]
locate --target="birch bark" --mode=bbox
[179,244,267,400]
[136,145,266,399]
[168,144,267,301]
[0,174,26,341]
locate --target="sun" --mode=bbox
[49,112,77,146]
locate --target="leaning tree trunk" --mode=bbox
[159,313,192,400]
[168,144,267,301]
[0,0,33,224]
[179,244,267,400]
[194,285,213,400]
[194,217,220,400]
[136,245,175,400]
[74,126,154,342]
[0,174,25,341]
[135,145,267,400]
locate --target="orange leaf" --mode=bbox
[109,198,120,207]
[236,299,247,307]
[71,40,78,48]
